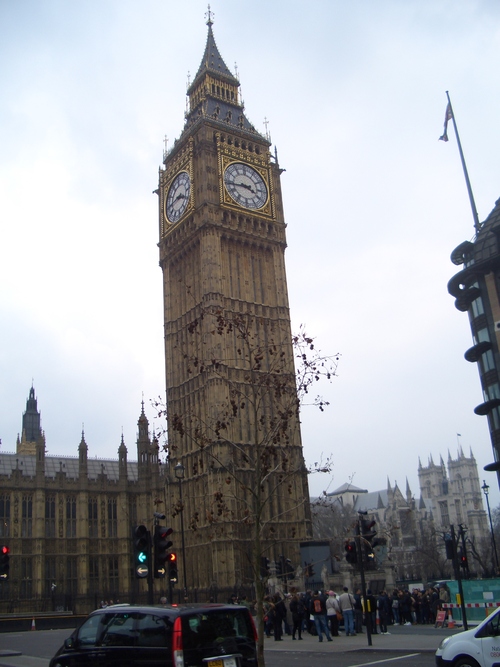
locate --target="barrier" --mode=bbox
[31,617,36,631]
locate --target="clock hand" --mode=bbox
[174,193,185,201]
[235,181,255,194]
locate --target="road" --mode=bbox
[0,624,452,667]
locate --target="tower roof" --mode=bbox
[189,22,239,93]
[178,16,268,147]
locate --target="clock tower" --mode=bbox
[158,15,311,590]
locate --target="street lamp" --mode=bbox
[482,480,499,574]
[174,462,188,599]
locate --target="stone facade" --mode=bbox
[0,389,166,614]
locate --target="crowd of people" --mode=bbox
[228,583,451,641]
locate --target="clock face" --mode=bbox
[223,163,268,210]
[165,171,191,223]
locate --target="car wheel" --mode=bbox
[454,657,481,667]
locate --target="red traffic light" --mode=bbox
[1,546,9,555]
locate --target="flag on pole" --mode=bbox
[439,103,453,141]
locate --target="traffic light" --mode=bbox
[260,556,270,578]
[168,552,178,583]
[458,548,468,569]
[133,525,150,579]
[275,559,283,577]
[444,533,455,560]
[345,541,357,564]
[0,546,10,579]
[361,517,377,545]
[285,558,294,580]
[153,525,173,579]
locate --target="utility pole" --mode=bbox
[357,513,372,647]
[450,525,468,631]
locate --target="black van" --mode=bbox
[49,603,258,667]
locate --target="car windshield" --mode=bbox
[77,612,171,647]
[182,609,253,650]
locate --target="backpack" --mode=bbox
[313,598,322,614]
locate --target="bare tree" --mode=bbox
[154,307,338,667]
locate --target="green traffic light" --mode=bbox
[138,552,147,563]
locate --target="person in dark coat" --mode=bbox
[366,589,377,634]
[273,593,286,641]
[377,590,391,634]
[289,592,305,640]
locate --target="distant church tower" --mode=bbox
[157,14,311,588]
[418,448,488,544]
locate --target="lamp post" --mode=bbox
[482,480,499,574]
[174,462,188,599]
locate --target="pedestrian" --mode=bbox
[310,591,332,642]
[301,590,312,634]
[353,588,364,634]
[338,587,356,636]
[366,589,377,634]
[391,590,400,625]
[325,591,340,636]
[289,592,305,640]
[273,593,286,641]
[377,590,391,634]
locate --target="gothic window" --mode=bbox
[439,500,449,527]
[108,498,117,538]
[21,495,32,537]
[442,478,449,495]
[129,497,137,531]
[88,497,98,538]
[89,557,99,594]
[66,496,77,538]
[455,499,463,524]
[108,557,119,594]
[0,495,10,539]
[44,556,56,597]
[45,495,56,538]
[20,558,32,599]
[66,557,78,596]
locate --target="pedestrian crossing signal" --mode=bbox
[168,552,178,583]
[0,546,10,579]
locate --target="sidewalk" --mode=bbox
[263,626,459,654]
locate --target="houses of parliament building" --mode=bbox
[0,387,167,612]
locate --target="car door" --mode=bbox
[477,611,500,667]
[131,612,172,667]
[94,611,137,667]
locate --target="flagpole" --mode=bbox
[445,91,481,234]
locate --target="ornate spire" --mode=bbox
[181,16,267,143]
[205,3,214,27]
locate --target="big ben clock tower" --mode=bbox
[158,12,311,590]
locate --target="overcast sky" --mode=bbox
[1,0,500,510]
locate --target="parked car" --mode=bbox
[49,603,258,667]
[435,605,500,667]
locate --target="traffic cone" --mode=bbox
[447,610,455,629]
[31,617,36,631]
